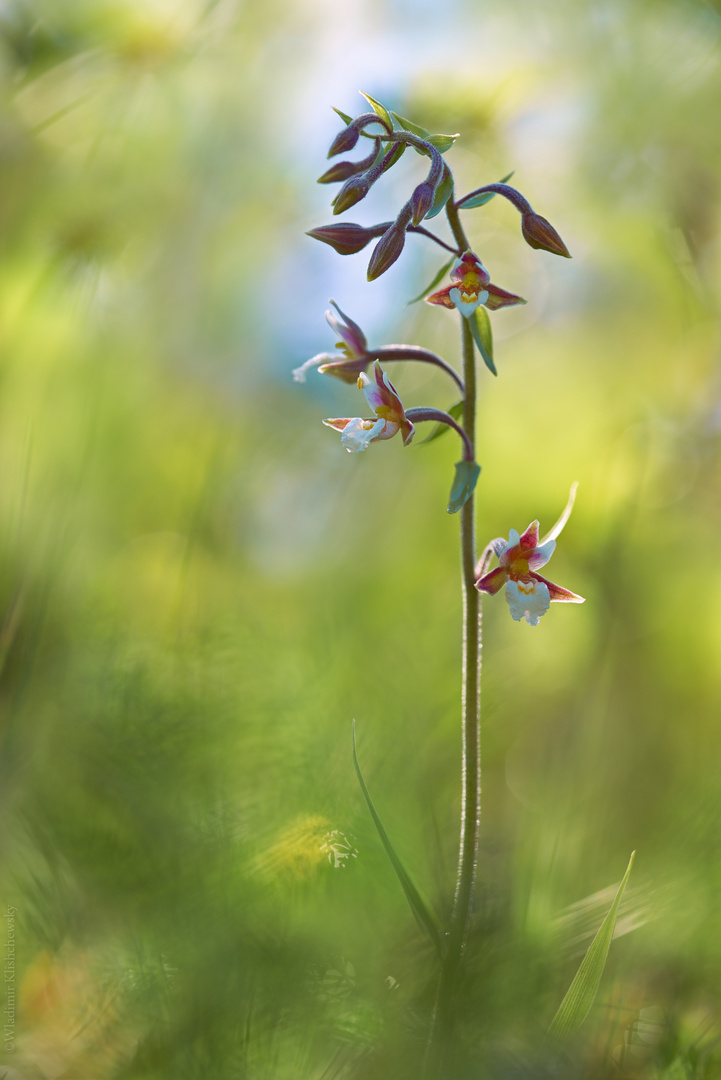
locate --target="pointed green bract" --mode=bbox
[419,400,463,445]
[425,163,455,219]
[547,852,636,1046]
[425,133,458,153]
[359,91,393,132]
[352,723,444,958]
[332,106,354,126]
[447,460,481,514]
[468,308,496,376]
[459,171,516,209]
[390,111,428,139]
[390,111,458,156]
[407,257,455,305]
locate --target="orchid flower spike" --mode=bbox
[426,250,526,318]
[476,484,584,625]
[323,360,414,453]
[293,301,370,385]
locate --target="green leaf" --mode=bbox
[332,106,354,126]
[390,112,458,156]
[420,400,463,445]
[468,308,496,375]
[547,852,636,1046]
[407,257,455,305]
[359,91,392,131]
[352,723,444,958]
[447,460,481,514]
[425,163,455,219]
[425,133,458,153]
[459,170,515,209]
[390,110,430,139]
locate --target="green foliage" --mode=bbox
[547,852,636,1044]
[420,400,464,444]
[459,170,515,208]
[468,307,496,375]
[1,2,721,1078]
[447,460,481,513]
[352,723,444,957]
[407,257,455,304]
[425,162,455,218]
[389,111,458,154]
[360,90,393,131]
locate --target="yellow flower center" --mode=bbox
[509,557,530,578]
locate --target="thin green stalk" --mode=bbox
[425,203,482,1077]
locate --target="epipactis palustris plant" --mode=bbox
[295,92,584,1073]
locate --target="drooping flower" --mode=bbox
[292,301,369,384]
[476,487,584,625]
[323,360,414,453]
[426,250,525,317]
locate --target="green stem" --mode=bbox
[425,201,481,1078]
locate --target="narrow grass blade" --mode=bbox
[547,852,636,1046]
[407,257,454,305]
[352,722,444,958]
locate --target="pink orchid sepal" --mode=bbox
[475,484,584,625]
[323,361,414,453]
[426,251,526,318]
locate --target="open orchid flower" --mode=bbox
[293,301,370,385]
[426,250,525,317]
[475,484,584,625]
[323,360,414,453]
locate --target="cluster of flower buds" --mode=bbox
[313,101,453,281]
[310,98,572,289]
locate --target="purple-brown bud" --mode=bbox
[306,223,378,256]
[318,160,367,184]
[366,204,412,281]
[410,181,436,226]
[521,211,571,258]
[327,126,360,158]
[332,174,372,215]
[318,139,381,184]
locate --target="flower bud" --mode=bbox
[332,174,372,215]
[327,126,360,158]
[318,161,366,184]
[410,181,436,226]
[367,223,407,281]
[318,138,381,184]
[306,223,376,256]
[521,212,571,258]
[366,203,413,280]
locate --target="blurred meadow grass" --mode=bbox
[0,0,721,1076]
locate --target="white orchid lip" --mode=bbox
[505,578,551,625]
[340,417,387,452]
[449,287,489,319]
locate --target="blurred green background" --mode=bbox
[0,0,720,1076]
